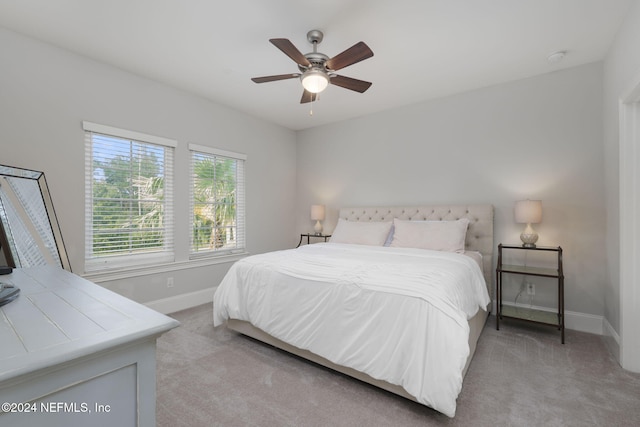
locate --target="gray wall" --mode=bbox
[296,63,606,318]
[0,20,623,328]
[603,2,640,335]
[0,27,297,303]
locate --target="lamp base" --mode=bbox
[520,230,539,248]
[314,220,323,236]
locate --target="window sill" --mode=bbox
[82,252,249,283]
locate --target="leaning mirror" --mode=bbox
[0,164,71,271]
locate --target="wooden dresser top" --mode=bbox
[0,266,179,383]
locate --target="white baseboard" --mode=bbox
[602,317,621,362]
[603,317,620,343]
[145,287,216,315]
[565,310,604,335]
[492,300,604,335]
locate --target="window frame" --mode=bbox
[188,143,246,260]
[83,121,176,272]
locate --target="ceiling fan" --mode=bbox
[251,30,374,104]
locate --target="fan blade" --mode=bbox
[269,38,311,66]
[251,74,300,83]
[325,41,373,71]
[330,75,372,93]
[300,90,317,104]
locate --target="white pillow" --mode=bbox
[329,219,393,246]
[389,218,470,252]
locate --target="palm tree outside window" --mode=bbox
[189,144,246,257]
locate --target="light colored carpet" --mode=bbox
[156,303,640,426]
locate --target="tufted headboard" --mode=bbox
[339,204,494,291]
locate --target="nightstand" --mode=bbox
[296,233,332,248]
[496,243,565,343]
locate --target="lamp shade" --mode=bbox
[310,205,325,221]
[514,200,542,224]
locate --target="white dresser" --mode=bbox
[0,266,179,427]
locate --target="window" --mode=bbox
[84,122,175,271]
[189,144,246,258]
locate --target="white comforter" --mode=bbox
[213,243,490,417]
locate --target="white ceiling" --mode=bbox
[0,0,633,130]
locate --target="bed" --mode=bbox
[213,204,493,417]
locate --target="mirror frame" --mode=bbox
[0,164,72,272]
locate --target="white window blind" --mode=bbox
[84,122,175,271]
[189,143,246,258]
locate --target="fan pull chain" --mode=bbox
[309,93,318,116]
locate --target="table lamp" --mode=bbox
[310,205,325,236]
[515,200,542,248]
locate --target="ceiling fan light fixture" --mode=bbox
[301,68,329,94]
[252,30,373,104]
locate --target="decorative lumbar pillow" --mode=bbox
[329,219,393,246]
[389,218,470,252]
